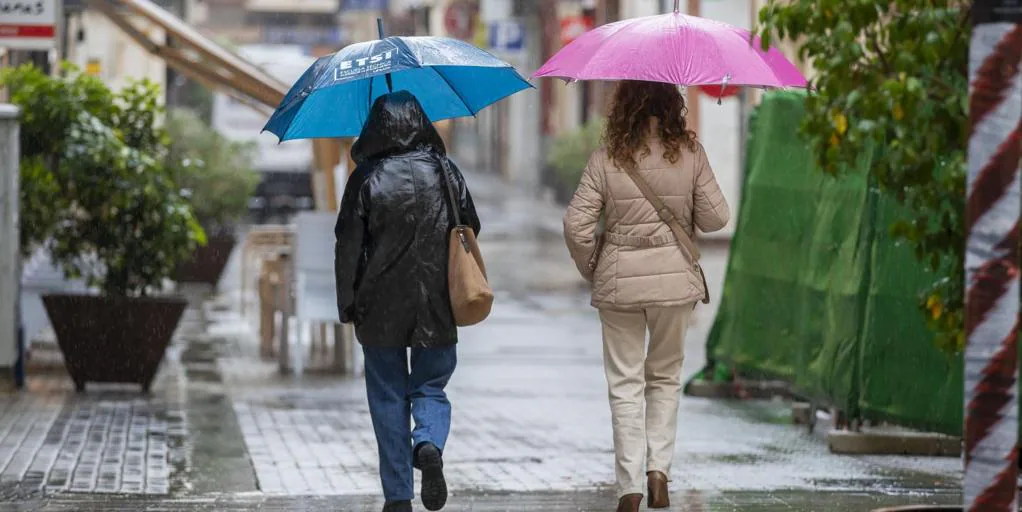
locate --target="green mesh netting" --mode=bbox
[700,91,964,435]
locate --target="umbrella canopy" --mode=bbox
[264,36,532,141]
[532,12,807,90]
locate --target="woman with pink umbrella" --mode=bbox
[541,3,806,511]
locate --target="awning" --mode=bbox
[246,0,338,14]
[91,0,353,211]
[88,0,289,110]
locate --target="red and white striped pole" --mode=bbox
[965,1,1022,510]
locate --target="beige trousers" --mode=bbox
[599,305,691,498]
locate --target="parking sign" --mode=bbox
[343,0,386,9]
[488,20,524,53]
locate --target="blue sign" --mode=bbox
[343,0,387,10]
[488,20,524,53]
[264,27,344,46]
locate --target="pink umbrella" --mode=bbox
[532,2,807,96]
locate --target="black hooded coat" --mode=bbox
[334,91,480,348]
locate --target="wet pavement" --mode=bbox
[216,291,962,498]
[0,489,963,511]
[1,170,966,510]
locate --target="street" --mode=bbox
[1,171,963,511]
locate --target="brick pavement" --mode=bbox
[0,375,187,498]
[0,307,196,499]
[0,381,64,495]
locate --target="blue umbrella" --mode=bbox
[263,35,533,141]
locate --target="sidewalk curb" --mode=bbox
[684,379,795,400]
[827,430,962,457]
[872,507,962,512]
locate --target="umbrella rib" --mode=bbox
[672,13,683,88]
[432,66,477,117]
[719,27,766,86]
[368,73,375,114]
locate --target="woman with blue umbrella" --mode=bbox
[263,23,531,140]
[266,26,530,512]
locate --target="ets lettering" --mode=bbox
[334,49,397,80]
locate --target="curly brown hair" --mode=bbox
[604,81,697,171]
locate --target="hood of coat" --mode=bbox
[351,91,447,165]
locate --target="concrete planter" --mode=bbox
[42,293,186,392]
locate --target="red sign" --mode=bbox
[698,84,741,99]
[444,1,477,41]
[0,24,54,38]
[559,15,593,46]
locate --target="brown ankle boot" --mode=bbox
[647,471,670,508]
[616,493,643,512]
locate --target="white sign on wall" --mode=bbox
[0,0,58,50]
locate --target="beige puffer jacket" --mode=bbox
[563,138,730,310]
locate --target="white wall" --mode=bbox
[696,0,751,238]
[428,0,450,37]
[621,0,662,18]
[69,11,167,93]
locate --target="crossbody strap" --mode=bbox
[437,153,471,252]
[623,170,701,263]
[437,154,462,227]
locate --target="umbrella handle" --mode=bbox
[377,17,394,93]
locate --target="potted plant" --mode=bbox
[546,119,604,204]
[5,64,205,392]
[166,107,259,287]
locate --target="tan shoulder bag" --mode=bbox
[439,158,494,326]
[625,170,711,304]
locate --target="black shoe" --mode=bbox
[415,443,447,511]
[382,500,412,512]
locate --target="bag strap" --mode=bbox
[437,154,463,227]
[437,153,471,252]
[623,170,701,263]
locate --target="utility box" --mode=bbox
[0,105,21,389]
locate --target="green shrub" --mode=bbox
[166,107,259,233]
[547,120,605,192]
[4,63,204,296]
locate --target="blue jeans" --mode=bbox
[363,345,457,502]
